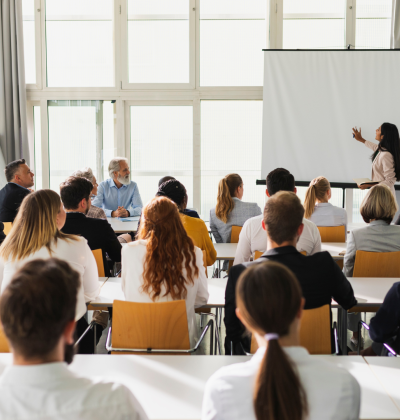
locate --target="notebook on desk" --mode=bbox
[353,178,380,186]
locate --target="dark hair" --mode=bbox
[264,191,304,244]
[236,261,308,420]
[156,179,187,208]
[0,258,80,359]
[216,174,243,223]
[158,176,175,187]
[5,159,26,183]
[266,168,295,196]
[60,176,92,209]
[372,123,400,181]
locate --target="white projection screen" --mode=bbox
[262,50,400,184]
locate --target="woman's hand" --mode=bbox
[352,127,365,143]
[358,183,374,190]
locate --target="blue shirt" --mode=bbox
[92,178,143,217]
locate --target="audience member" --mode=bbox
[93,157,143,218]
[203,261,360,420]
[344,184,400,346]
[303,176,347,236]
[60,176,122,277]
[0,159,34,222]
[0,189,100,353]
[122,197,209,347]
[225,191,356,354]
[156,180,216,266]
[0,258,147,420]
[233,168,321,266]
[210,174,261,270]
[72,167,107,219]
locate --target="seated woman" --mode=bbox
[0,189,100,353]
[344,183,400,346]
[122,196,209,347]
[202,260,360,420]
[210,174,261,270]
[304,176,347,237]
[157,180,216,266]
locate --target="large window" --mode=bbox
[22,0,36,84]
[45,0,114,87]
[201,101,264,218]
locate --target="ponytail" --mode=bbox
[255,340,307,420]
[215,174,243,223]
[303,176,330,219]
[236,261,308,420]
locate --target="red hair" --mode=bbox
[138,196,199,300]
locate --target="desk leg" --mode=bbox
[218,260,221,278]
[339,308,348,355]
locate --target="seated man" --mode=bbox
[233,167,321,265]
[92,157,143,218]
[225,191,357,354]
[60,176,122,277]
[0,159,34,222]
[0,258,147,419]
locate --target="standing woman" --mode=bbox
[210,174,261,270]
[303,176,347,234]
[202,261,360,420]
[352,123,400,196]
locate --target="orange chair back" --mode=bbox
[230,226,242,243]
[92,249,105,277]
[0,324,10,353]
[317,225,346,242]
[353,250,400,277]
[3,223,12,236]
[112,300,190,354]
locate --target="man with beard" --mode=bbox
[92,157,143,218]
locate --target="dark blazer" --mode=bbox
[369,282,400,353]
[61,213,122,276]
[0,183,30,222]
[0,222,5,245]
[225,246,357,354]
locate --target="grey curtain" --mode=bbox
[391,0,400,48]
[0,0,29,182]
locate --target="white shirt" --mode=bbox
[121,240,209,348]
[233,215,321,265]
[0,362,147,420]
[0,237,100,320]
[202,346,360,420]
[309,203,347,237]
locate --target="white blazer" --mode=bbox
[0,237,100,320]
[202,346,360,420]
[121,240,209,348]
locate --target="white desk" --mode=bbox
[321,242,347,260]
[90,277,228,309]
[365,357,400,414]
[107,217,139,233]
[0,354,397,420]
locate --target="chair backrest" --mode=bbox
[0,324,10,353]
[353,250,400,277]
[230,226,242,243]
[92,249,105,277]
[202,250,208,278]
[317,225,346,242]
[250,304,331,355]
[3,222,12,236]
[112,300,190,351]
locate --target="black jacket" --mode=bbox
[61,213,122,276]
[0,183,31,222]
[225,246,357,353]
[369,281,400,353]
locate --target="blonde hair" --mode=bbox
[215,174,243,223]
[0,190,78,262]
[303,176,331,219]
[360,184,398,224]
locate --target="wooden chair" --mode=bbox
[353,250,400,277]
[0,324,10,353]
[228,226,242,271]
[106,300,215,355]
[3,222,12,236]
[250,305,334,355]
[92,249,105,277]
[317,225,346,242]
